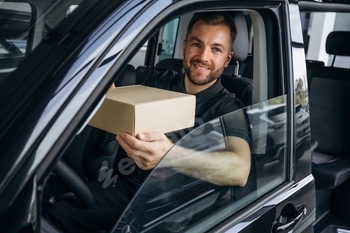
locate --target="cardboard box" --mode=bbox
[88,85,196,136]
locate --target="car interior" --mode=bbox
[299,2,350,232]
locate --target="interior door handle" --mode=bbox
[273,204,307,233]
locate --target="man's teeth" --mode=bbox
[195,64,208,69]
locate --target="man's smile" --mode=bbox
[192,62,211,71]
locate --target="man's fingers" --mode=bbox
[116,134,148,158]
[131,154,143,167]
[116,134,138,157]
[116,132,169,171]
[136,132,166,142]
[118,133,144,149]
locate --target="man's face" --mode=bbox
[183,20,233,86]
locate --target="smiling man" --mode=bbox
[46,11,252,233]
[183,14,234,91]
[117,12,251,186]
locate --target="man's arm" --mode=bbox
[116,132,251,187]
[166,136,250,186]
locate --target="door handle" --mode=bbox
[273,204,307,233]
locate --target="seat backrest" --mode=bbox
[155,58,183,73]
[308,31,350,156]
[115,64,136,86]
[306,59,324,86]
[307,32,350,190]
[135,65,157,84]
[309,71,350,156]
[221,75,253,106]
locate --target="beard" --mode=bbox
[183,58,223,86]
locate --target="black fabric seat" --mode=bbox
[310,73,350,190]
[306,32,350,222]
[307,31,350,190]
[221,75,252,106]
[155,58,183,73]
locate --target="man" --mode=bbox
[46,11,251,232]
[116,12,251,186]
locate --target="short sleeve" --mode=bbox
[221,109,252,147]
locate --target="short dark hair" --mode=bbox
[186,11,237,49]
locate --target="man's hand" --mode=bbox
[116,132,174,170]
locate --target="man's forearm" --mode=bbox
[163,136,251,186]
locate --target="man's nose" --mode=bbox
[198,47,210,61]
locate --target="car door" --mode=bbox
[0,0,315,232]
[104,0,315,232]
[110,94,314,233]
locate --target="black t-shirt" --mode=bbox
[142,70,252,145]
[121,70,252,184]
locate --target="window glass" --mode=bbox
[300,12,350,68]
[159,18,179,61]
[112,95,288,233]
[0,2,31,77]
[129,18,179,69]
[0,0,85,85]
[128,42,147,68]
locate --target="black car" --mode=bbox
[2,0,347,232]
[298,1,350,232]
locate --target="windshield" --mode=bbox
[111,95,288,233]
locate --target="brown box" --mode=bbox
[88,85,196,136]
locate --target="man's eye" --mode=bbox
[192,43,200,47]
[213,48,222,53]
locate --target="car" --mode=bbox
[1,0,346,232]
[298,1,350,232]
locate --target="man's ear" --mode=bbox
[225,51,233,67]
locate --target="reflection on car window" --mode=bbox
[0,1,84,85]
[159,18,179,61]
[0,2,31,82]
[112,95,289,233]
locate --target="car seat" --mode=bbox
[307,31,350,222]
[220,11,253,106]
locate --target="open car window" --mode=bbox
[111,95,290,233]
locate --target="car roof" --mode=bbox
[299,0,350,11]
[300,0,350,3]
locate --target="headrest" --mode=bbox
[155,58,184,73]
[115,64,136,86]
[326,31,350,56]
[232,12,249,61]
